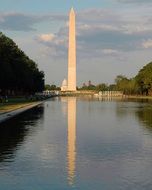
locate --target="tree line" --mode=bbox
[79,61,152,96]
[0,32,44,95]
[45,84,61,91]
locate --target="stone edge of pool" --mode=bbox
[0,102,43,124]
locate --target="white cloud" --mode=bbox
[142,39,152,49]
[38,34,56,42]
[102,49,119,55]
[35,27,68,57]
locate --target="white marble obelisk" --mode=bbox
[68,8,76,91]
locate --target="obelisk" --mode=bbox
[68,8,76,91]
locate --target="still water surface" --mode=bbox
[0,97,152,190]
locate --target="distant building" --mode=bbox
[99,91,123,97]
[88,80,92,86]
[83,83,86,87]
[61,79,68,91]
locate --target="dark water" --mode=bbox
[0,97,152,190]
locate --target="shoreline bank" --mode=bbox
[0,102,43,124]
[124,95,152,100]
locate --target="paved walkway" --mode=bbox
[0,102,42,124]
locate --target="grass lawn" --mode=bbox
[0,98,37,114]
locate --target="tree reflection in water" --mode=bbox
[136,104,152,132]
[0,105,44,163]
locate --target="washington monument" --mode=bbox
[61,8,76,91]
[68,8,76,91]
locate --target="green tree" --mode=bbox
[0,32,45,95]
[135,62,152,95]
[96,83,108,91]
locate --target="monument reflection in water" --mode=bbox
[67,97,76,186]
[61,97,77,186]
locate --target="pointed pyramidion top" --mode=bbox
[70,7,75,14]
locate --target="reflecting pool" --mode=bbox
[0,97,152,190]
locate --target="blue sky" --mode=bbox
[0,0,116,12]
[0,0,152,86]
